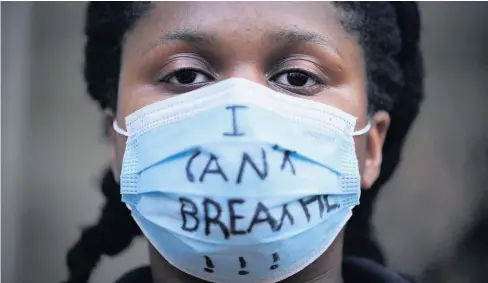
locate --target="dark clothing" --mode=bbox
[115,257,415,283]
[342,257,416,283]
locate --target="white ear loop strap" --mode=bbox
[113,120,129,137]
[352,121,371,136]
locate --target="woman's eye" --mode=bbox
[163,69,211,85]
[273,71,318,87]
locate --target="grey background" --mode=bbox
[2,2,488,283]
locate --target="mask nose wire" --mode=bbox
[113,116,371,137]
[113,120,129,137]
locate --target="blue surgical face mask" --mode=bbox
[114,78,370,283]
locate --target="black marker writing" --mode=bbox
[204,256,215,273]
[247,202,277,233]
[275,203,294,231]
[280,150,296,175]
[299,195,325,222]
[186,151,201,182]
[238,257,249,275]
[228,199,246,235]
[236,149,268,184]
[179,195,336,238]
[270,252,280,270]
[186,147,296,185]
[223,105,248,137]
[203,197,230,239]
[180,197,199,232]
[272,145,296,175]
[199,154,228,182]
[323,195,340,212]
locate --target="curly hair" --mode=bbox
[62,2,424,282]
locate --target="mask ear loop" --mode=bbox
[113,120,129,137]
[352,121,371,136]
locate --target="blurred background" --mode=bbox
[2,2,488,283]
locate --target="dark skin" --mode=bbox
[107,2,390,283]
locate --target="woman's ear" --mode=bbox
[361,111,390,189]
[104,109,121,183]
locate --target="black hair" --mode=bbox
[62,2,423,282]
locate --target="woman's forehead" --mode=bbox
[126,2,352,59]
[149,2,340,29]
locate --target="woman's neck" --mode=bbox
[149,230,345,283]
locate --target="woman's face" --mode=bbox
[109,1,389,194]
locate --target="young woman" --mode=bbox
[63,2,424,283]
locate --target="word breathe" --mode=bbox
[180,195,340,239]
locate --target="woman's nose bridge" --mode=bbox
[222,63,269,87]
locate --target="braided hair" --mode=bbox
[62,2,423,282]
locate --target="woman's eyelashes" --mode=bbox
[272,71,318,87]
[160,68,213,85]
[156,53,216,88]
[157,61,327,95]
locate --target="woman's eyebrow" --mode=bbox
[142,29,219,56]
[142,28,341,58]
[269,28,343,59]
